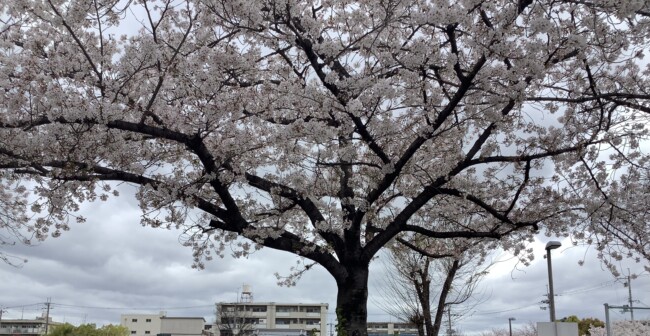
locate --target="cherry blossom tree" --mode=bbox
[576,164,650,276]
[588,320,650,336]
[479,322,537,336]
[1,1,650,335]
[0,179,31,265]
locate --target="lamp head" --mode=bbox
[509,317,516,321]
[545,241,561,250]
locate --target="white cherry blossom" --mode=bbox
[1,1,650,335]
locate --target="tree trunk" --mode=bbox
[421,279,433,336]
[408,314,425,336]
[415,321,425,336]
[431,259,460,336]
[335,266,369,336]
[418,259,433,336]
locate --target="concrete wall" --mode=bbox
[121,314,163,336]
[160,317,205,336]
[121,314,204,336]
[536,322,579,336]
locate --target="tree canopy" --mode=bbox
[50,323,129,336]
[1,0,650,335]
[560,316,605,336]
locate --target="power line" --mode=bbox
[473,302,540,315]
[2,301,215,314]
[3,303,43,310]
[472,278,625,316]
[557,280,617,296]
[51,303,215,311]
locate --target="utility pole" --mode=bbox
[539,285,552,319]
[446,307,452,336]
[44,298,51,335]
[0,306,5,330]
[604,304,611,336]
[625,269,634,321]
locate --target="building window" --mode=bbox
[132,319,138,322]
[131,331,136,334]
[145,331,151,334]
[146,319,152,323]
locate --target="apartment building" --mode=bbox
[0,314,62,336]
[120,313,205,336]
[215,302,328,336]
[367,322,418,336]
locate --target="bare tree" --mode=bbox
[378,231,490,336]
[215,304,255,336]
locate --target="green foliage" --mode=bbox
[560,316,605,336]
[50,323,76,336]
[50,323,129,336]
[560,315,580,323]
[578,317,605,336]
[335,309,347,336]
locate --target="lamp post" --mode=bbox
[545,241,562,322]
[508,317,515,336]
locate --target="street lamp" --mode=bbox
[545,241,562,322]
[508,317,516,336]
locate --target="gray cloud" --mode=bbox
[2,191,649,335]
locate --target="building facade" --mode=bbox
[160,317,208,336]
[367,322,418,336]
[0,315,62,336]
[215,303,328,336]
[121,313,205,336]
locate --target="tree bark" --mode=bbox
[335,265,369,336]
[432,259,460,336]
[418,259,433,336]
[410,314,425,336]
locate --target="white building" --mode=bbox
[121,313,205,336]
[215,302,328,336]
[367,322,418,336]
[0,315,62,336]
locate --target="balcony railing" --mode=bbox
[0,327,43,334]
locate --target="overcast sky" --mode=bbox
[1,185,649,336]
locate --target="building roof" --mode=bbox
[0,319,61,324]
[218,302,328,306]
[160,317,206,321]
